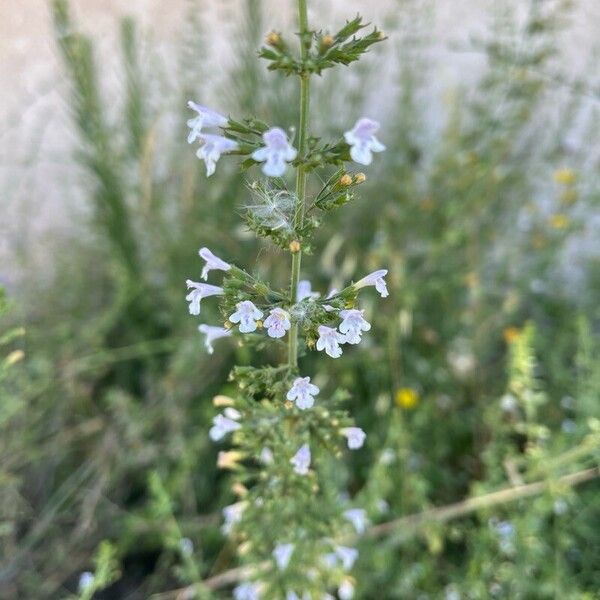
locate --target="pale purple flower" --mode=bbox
[187,101,228,144]
[222,501,247,535]
[263,308,291,338]
[229,301,264,333]
[339,309,371,344]
[354,269,389,298]
[343,508,368,534]
[199,247,231,280]
[198,324,232,354]
[233,581,260,600]
[260,447,274,465]
[344,118,386,165]
[316,325,346,358]
[338,579,355,600]
[290,444,311,475]
[273,543,295,570]
[186,280,224,315]
[251,127,297,177]
[209,413,241,441]
[196,134,239,177]
[179,538,194,556]
[340,426,366,449]
[335,546,359,571]
[297,280,319,301]
[286,376,319,410]
[78,572,94,593]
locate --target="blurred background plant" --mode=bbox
[1,0,599,598]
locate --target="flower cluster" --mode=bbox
[184,3,388,597]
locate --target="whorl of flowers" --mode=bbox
[184,4,387,597]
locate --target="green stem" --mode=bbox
[288,0,311,368]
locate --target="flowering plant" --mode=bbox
[185,2,386,596]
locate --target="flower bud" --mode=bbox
[377,30,386,40]
[354,172,366,184]
[340,174,353,187]
[289,240,301,253]
[213,395,235,407]
[266,31,281,47]
[218,450,245,469]
[320,34,334,51]
[232,482,248,497]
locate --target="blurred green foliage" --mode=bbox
[1,0,598,598]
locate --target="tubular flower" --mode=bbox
[316,325,346,358]
[199,247,231,280]
[198,324,232,354]
[343,508,368,534]
[273,543,295,570]
[251,127,297,177]
[186,101,228,143]
[340,426,366,449]
[286,376,319,410]
[263,308,291,338]
[185,280,224,316]
[297,279,320,301]
[344,117,385,165]
[354,269,389,298]
[233,582,260,600]
[196,134,239,177]
[229,301,264,333]
[338,309,371,344]
[290,444,311,475]
[209,413,241,441]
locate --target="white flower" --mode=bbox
[343,508,368,534]
[273,543,295,570]
[233,581,260,600]
[187,101,228,144]
[209,414,241,441]
[335,546,359,571]
[179,538,194,556]
[338,309,371,344]
[251,127,297,177]
[198,324,232,354]
[222,501,246,535]
[354,269,389,298]
[229,301,264,333]
[290,444,311,475]
[196,134,239,177]
[340,427,366,450]
[286,376,319,410]
[185,280,224,315]
[344,117,386,165]
[199,247,231,280]
[338,579,355,600]
[316,325,346,358]
[297,279,319,301]
[78,572,94,593]
[263,308,291,338]
[260,447,274,464]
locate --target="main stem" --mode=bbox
[288,0,310,368]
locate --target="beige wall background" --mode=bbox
[1,0,599,282]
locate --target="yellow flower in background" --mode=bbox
[503,326,521,344]
[553,168,576,186]
[395,387,419,409]
[549,213,570,230]
[559,188,578,206]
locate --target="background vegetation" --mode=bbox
[1,0,599,598]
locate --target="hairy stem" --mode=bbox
[288,0,311,368]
